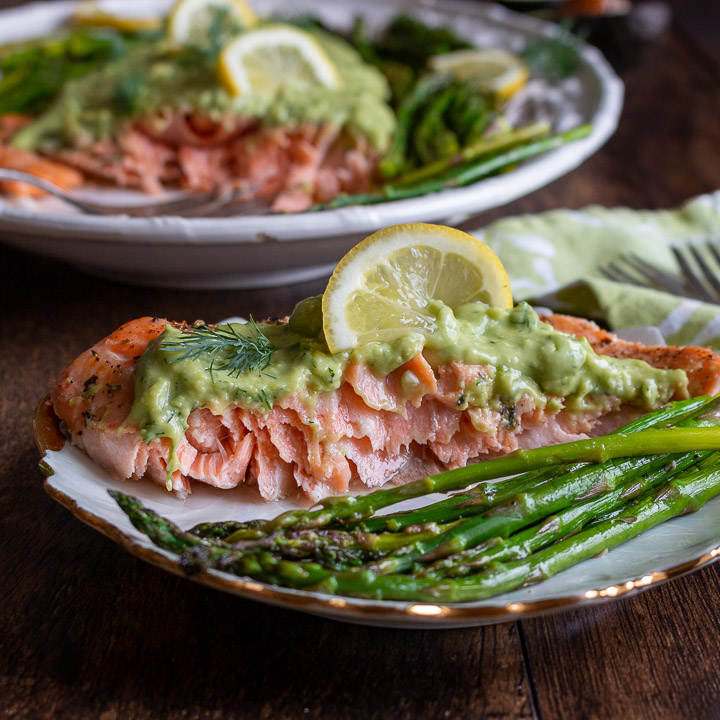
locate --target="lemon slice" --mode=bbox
[73,5,162,32]
[430,49,529,100]
[218,25,340,96]
[322,223,513,352]
[168,0,257,46]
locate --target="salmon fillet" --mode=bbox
[542,314,720,397]
[0,114,84,196]
[0,144,83,198]
[50,314,720,502]
[1,111,378,211]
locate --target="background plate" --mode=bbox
[0,0,623,288]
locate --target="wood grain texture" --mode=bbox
[521,566,720,720]
[1,1,720,719]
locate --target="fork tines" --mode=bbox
[600,239,720,304]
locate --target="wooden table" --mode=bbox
[3,2,720,718]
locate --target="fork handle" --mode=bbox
[0,167,99,213]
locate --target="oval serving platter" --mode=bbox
[0,0,623,289]
[35,395,720,629]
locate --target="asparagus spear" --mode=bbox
[228,523,457,568]
[370,15,471,71]
[412,85,461,165]
[110,492,205,554]
[377,74,452,179]
[394,120,550,188]
[116,489,457,570]
[418,448,710,578]
[190,519,265,540]
[446,83,491,145]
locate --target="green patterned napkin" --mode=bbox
[475,191,720,349]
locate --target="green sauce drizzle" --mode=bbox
[124,298,688,478]
[13,29,396,152]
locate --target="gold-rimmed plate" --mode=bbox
[35,396,720,628]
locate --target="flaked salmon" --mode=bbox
[49,313,720,502]
[0,144,83,198]
[1,111,378,211]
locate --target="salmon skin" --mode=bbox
[50,314,720,502]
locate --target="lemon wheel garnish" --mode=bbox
[168,0,257,46]
[73,5,162,32]
[430,49,529,101]
[322,223,513,353]
[218,25,340,97]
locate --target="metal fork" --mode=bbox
[0,167,274,217]
[600,240,720,303]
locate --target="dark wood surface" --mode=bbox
[3,2,720,718]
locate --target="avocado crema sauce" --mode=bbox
[12,28,396,152]
[126,297,688,467]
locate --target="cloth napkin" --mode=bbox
[475,191,720,349]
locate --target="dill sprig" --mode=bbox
[162,317,276,379]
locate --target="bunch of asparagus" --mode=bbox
[113,396,720,603]
[303,14,592,209]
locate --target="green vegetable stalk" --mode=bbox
[324,124,593,210]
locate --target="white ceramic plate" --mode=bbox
[36,398,720,629]
[0,0,623,288]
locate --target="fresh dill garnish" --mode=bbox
[258,389,273,412]
[162,317,276,380]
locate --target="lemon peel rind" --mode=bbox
[218,25,340,97]
[322,223,513,353]
[168,0,258,45]
[430,48,529,100]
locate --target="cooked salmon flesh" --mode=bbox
[50,315,720,502]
